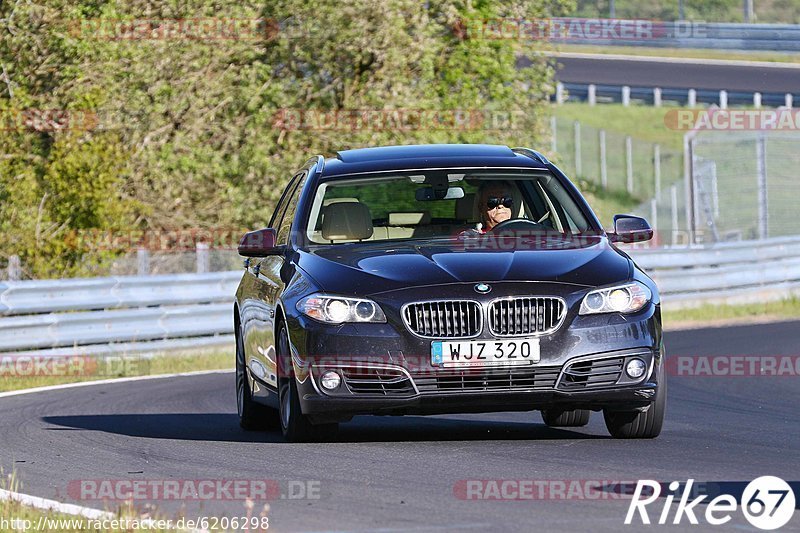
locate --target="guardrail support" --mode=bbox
[786,93,794,108]
[588,84,596,106]
[196,243,210,273]
[137,248,150,276]
[753,92,762,108]
[719,90,728,109]
[622,86,630,107]
[625,136,633,194]
[555,82,565,105]
[654,144,661,201]
[599,129,608,190]
[653,87,662,107]
[688,89,696,108]
[8,255,21,281]
[670,185,679,246]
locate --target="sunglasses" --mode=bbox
[486,196,513,209]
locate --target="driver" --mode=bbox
[478,181,514,232]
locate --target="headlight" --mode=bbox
[579,282,651,315]
[297,294,387,324]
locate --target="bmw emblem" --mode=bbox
[474,283,492,294]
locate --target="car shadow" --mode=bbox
[41,413,607,443]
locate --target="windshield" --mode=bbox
[305,170,594,245]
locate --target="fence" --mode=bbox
[555,82,798,109]
[549,116,684,205]
[3,236,800,356]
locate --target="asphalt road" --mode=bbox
[1,321,799,532]
[550,55,800,93]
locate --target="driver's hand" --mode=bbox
[458,228,482,239]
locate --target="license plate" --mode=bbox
[431,339,540,368]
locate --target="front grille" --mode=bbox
[414,366,560,393]
[402,300,482,338]
[340,367,415,396]
[488,297,565,337]
[558,357,625,390]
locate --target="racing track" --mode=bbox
[1,321,799,532]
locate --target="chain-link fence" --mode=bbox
[548,116,683,201]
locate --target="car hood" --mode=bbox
[296,236,632,296]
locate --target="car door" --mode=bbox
[245,170,307,388]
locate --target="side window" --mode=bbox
[269,174,300,229]
[276,171,307,245]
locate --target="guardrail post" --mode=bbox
[650,198,658,245]
[137,248,150,276]
[8,255,21,281]
[670,184,679,245]
[621,86,630,107]
[753,92,762,108]
[588,84,596,106]
[555,82,565,105]
[653,87,662,107]
[574,121,582,177]
[550,116,557,154]
[688,89,696,108]
[625,136,633,194]
[756,133,769,239]
[599,129,608,190]
[786,93,794,108]
[654,144,661,201]
[719,90,728,109]
[196,242,210,273]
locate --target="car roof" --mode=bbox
[319,144,548,177]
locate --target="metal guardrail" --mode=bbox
[2,236,799,356]
[551,21,800,52]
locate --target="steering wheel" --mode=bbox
[489,218,548,233]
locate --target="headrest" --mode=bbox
[455,193,477,221]
[322,202,373,241]
[323,197,359,206]
[388,212,431,226]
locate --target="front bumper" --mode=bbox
[285,282,664,421]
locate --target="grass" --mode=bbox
[662,297,800,328]
[552,44,800,64]
[0,350,232,393]
[552,103,684,151]
[573,178,640,227]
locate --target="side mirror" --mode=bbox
[609,215,653,243]
[238,228,283,257]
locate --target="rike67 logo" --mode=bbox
[626,477,796,530]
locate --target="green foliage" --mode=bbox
[1,0,574,278]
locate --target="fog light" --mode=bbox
[320,371,341,390]
[626,358,647,379]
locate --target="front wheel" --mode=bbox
[236,328,279,431]
[603,365,666,439]
[277,324,338,442]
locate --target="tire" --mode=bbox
[541,408,591,427]
[603,364,667,439]
[277,324,338,443]
[236,327,279,431]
